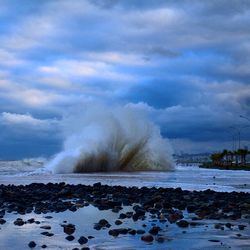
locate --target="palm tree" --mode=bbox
[211,152,224,166]
[237,149,248,165]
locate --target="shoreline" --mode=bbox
[0,183,250,249]
[200,163,250,171]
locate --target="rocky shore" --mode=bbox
[0,182,250,249]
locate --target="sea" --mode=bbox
[0,159,249,193]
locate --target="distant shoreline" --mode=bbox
[200,162,250,171]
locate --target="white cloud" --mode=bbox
[10,88,63,107]
[0,112,60,132]
[0,49,25,66]
[86,52,150,66]
[1,112,46,126]
[0,79,66,107]
[38,59,137,82]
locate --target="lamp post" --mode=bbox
[229,126,241,150]
[226,130,236,151]
[229,125,250,150]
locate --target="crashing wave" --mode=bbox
[46,104,174,173]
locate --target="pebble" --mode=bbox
[62,224,75,235]
[40,225,51,230]
[115,220,123,225]
[149,226,161,235]
[41,231,54,237]
[0,219,6,224]
[66,235,75,241]
[141,234,154,242]
[238,224,246,230]
[176,220,189,228]
[14,218,25,226]
[78,236,88,245]
[28,241,36,248]
[44,216,53,219]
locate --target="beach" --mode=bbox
[0,163,250,249]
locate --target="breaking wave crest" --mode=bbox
[46,104,174,173]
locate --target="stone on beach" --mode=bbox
[28,241,36,248]
[62,223,76,235]
[78,236,88,245]
[141,234,154,242]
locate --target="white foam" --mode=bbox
[46,104,174,173]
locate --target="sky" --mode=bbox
[0,0,250,159]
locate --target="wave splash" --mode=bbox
[46,105,174,173]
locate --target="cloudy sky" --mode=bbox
[0,0,250,159]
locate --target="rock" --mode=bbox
[93,224,102,230]
[187,205,197,213]
[156,236,165,243]
[66,235,75,241]
[94,219,110,229]
[109,229,119,237]
[115,220,122,225]
[208,239,220,242]
[119,213,127,219]
[0,219,6,224]
[14,218,25,226]
[78,236,88,245]
[41,231,54,237]
[98,219,109,227]
[28,241,36,248]
[128,229,136,235]
[62,224,75,235]
[27,218,35,224]
[141,234,154,242]
[108,228,128,236]
[167,212,183,223]
[81,248,90,250]
[149,226,161,235]
[40,225,51,230]
[238,224,246,230]
[132,213,139,221]
[176,220,189,228]
[69,206,77,212]
[93,182,102,188]
[112,207,121,213]
[225,223,232,228]
[136,229,145,234]
[41,245,47,248]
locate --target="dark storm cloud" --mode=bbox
[0,0,250,157]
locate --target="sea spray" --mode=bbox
[46,104,174,173]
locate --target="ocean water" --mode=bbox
[0,159,249,193]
